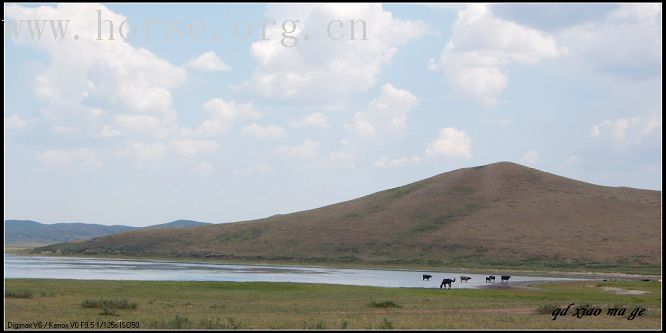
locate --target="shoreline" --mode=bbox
[5,251,660,281]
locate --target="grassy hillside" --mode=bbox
[34,162,661,272]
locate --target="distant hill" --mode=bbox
[146,220,210,229]
[5,219,211,247]
[4,220,139,247]
[32,162,661,272]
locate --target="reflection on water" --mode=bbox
[4,254,585,288]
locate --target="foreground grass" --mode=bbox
[4,279,661,329]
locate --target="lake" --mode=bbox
[4,254,587,288]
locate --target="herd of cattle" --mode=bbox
[422,274,511,289]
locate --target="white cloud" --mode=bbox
[288,112,330,128]
[374,155,421,168]
[4,3,187,138]
[425,127,472,159]
[123,141,169,162]
[120,139,218,164]
[186,51,231,72]
[53,126,79,134]
[348,114,376,138]
[38,148,101,168]
[482,118,513,126]
[520,150,539,166]
[591,116,661,145]
[95,125,121,138]
[234,162,273,176]
[5,114,31,130]
[243,4,428,103]
[241,123,286,139]
[194,161,214,176]
[429,4,563,107]
[275,139,320,159]
[489,4,618,32]
[557,4,661,79]
[170,139,219,157]
[195,98,261,137]
[610,3,662,23]
[328,150,356,167]
[347,83,418,139]
[114,114,176,138]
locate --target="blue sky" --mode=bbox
[4,3,662,226]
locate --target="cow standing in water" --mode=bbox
[460,276,471,283]
[422,274,432,281]
[486,276,496,283]
[501,275,511,282]
[440,278,456,290]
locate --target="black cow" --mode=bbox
[486,275,496,283]
[440,278,456,290]
[460,276,471,283]
[423,274,432,281]
[501,275,510,282]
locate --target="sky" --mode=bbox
[3,3,662,227]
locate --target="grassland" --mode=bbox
[4,279,661,329]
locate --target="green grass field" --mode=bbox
[4,279,661,329]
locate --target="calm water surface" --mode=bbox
[4,254,587,288]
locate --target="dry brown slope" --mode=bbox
[37,162,661,269]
